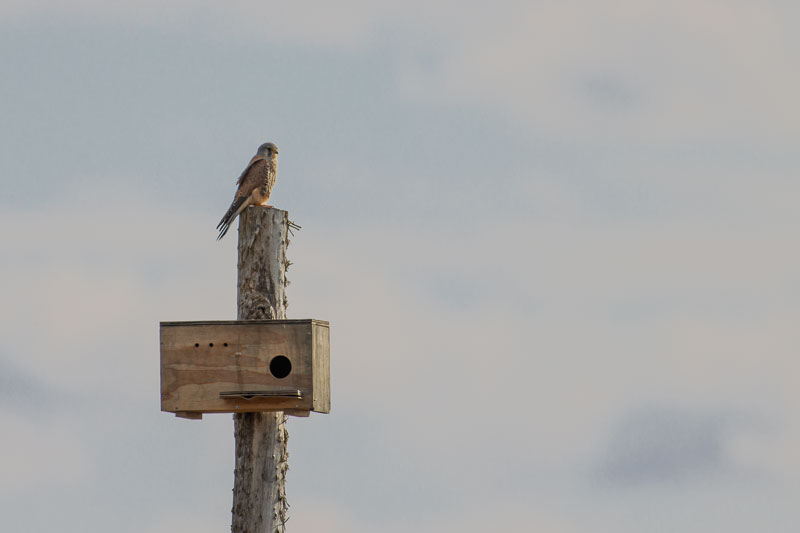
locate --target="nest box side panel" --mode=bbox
[160,321,314,413]
[312,321,331,413]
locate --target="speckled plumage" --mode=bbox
[217,142,279,240]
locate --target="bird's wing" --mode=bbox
[236,156,266,188]
[216,157,271,240]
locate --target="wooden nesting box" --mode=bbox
[160,319,330,419]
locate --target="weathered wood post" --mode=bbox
[232,206,290,532]
[160,203,329,527]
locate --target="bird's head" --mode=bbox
[257,142,278,157]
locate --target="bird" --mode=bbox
[216,142,279,240]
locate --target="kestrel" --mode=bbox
[216,142,279,240]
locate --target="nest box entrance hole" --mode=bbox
[269,355,292,378]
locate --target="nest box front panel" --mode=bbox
[160,320,329,414]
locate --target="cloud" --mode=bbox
[141,514,227,533]
[0,0,393,48]
[596,402,800,488]
[598,407,729,484]
[0,355,55,412]
[0,408,92,491]
[0,175,797,531]
[6,1,798,144]
[289,496,583,533]
[399,1,800,143]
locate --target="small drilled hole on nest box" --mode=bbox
[223,343,228,347]
[209,343,214,347]
[194,343,199,347]
[269,355,292,379]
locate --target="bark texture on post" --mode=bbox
[232,206,290,533]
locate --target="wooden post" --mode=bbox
[232,206,290,533]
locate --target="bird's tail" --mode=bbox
[216,197,248,240]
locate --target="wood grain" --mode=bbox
[233,206,289,533]
[160,320,330,414]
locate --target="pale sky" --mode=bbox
[1,2,799,532]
